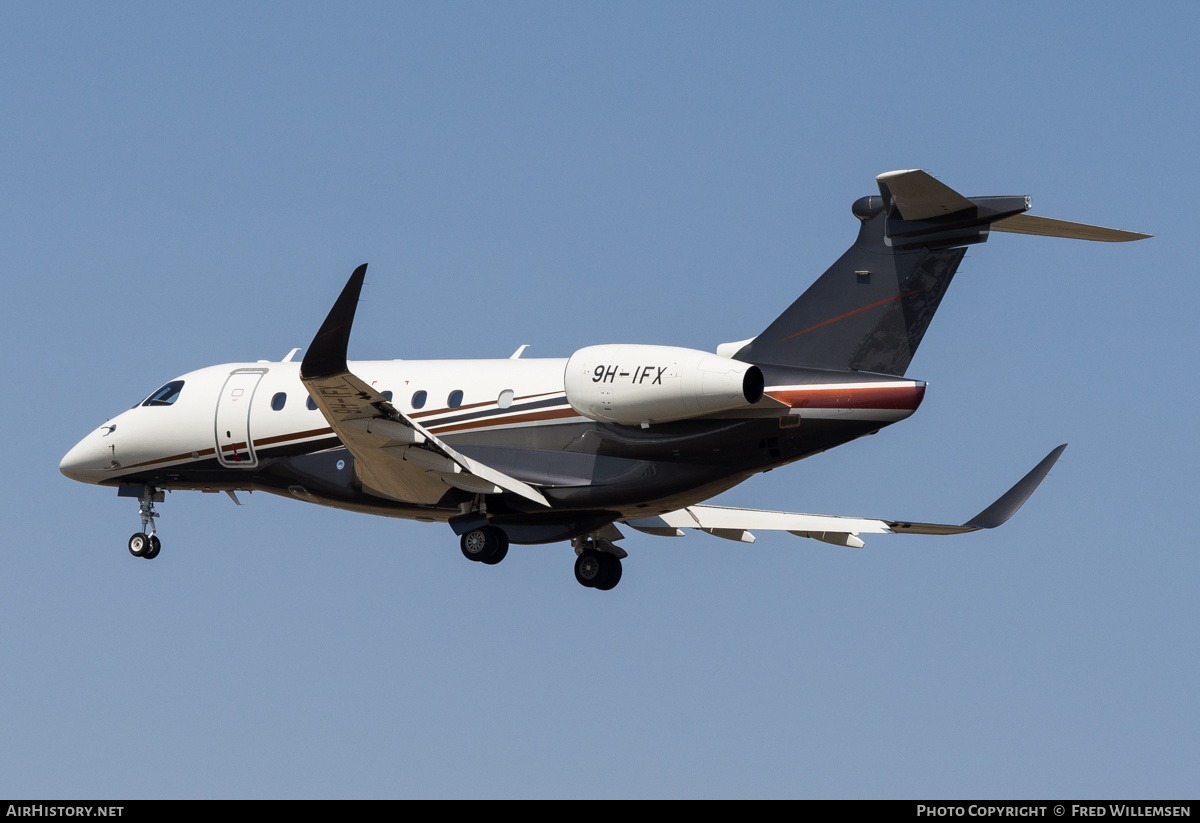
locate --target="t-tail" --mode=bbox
[733,170,1150,375]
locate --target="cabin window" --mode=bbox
[448,390,463,409]
[140,380,185,407]
[498,389,514,409]
[411,390,427,409]
[271,392,287,411]
[306,396,318,411]
[382,390,393,401]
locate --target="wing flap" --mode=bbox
[624,506,894,547]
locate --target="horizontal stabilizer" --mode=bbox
[991,213,1151,242]
[876,169,977,220]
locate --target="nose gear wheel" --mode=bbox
[128,486,164,560]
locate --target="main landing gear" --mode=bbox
[128,486,163,560]
[455,516,626,591]
[572,537,623,591]
[460,526,509,565]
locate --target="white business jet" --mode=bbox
[60,170,1148,590]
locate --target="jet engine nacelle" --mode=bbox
[564,344,764,425]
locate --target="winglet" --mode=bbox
[963,444,1067,529]
[301,264,367,380]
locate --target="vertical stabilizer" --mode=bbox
[735,189,977,375]
[735,170,1147,375]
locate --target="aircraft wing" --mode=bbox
[299,265,549,508]
[624,444,1067,547]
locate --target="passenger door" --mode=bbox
[214,369,267,468]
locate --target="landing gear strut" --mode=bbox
[128,486,163,560]
[572,537,623,591]
[460,526,509,565]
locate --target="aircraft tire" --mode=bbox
[480,530,509,565]
[460,528,488,561]
[128,532,148,558]
[143,535,161,560]
[594,555,622,591]
[461,527,505,563]
[575,549,610,589]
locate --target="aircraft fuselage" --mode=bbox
[61,358,924,543]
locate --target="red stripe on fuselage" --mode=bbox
[766,384,925,410]
[428,406,580,435]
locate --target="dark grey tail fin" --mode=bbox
[735,170,1149,375]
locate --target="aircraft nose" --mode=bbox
[60,426,116,484]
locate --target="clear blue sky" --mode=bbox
[3,2,1195,798]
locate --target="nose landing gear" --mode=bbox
[127,486,163,560]
[128,532,161,559]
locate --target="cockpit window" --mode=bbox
[140,380,185,407]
